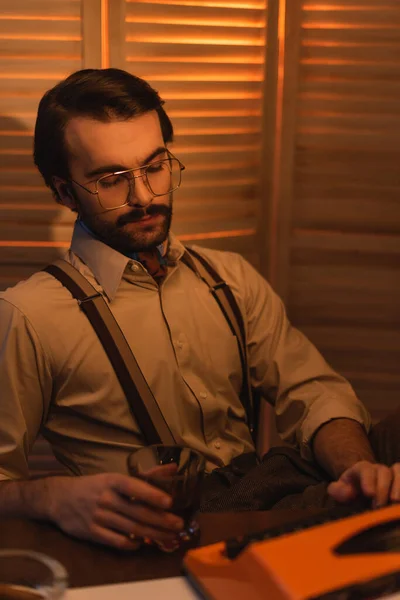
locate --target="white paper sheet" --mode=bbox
[67,576,200,600]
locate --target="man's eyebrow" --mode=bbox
[84,146,167,180]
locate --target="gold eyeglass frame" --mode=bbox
[69,150,185,211]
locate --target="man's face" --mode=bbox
[63,111,173,254]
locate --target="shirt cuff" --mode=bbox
[299,397,372,462]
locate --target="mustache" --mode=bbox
[116,204,171,228]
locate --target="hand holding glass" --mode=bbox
[127,445,205,551]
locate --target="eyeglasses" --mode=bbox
[70,150,185,211]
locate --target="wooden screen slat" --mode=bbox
[128,63,263,81]
[299,94,400,116]
[0,21,80,38]
[294,195,400,236]
[126,23,263,44]
[302,44,400,64]
[0,0,81,17]
[0,1,86,290]
[272,1,400,421]
[126,41,264,62]
[127,3,264,24]
[0,58,82,77]
[125,80,262,97]
[127,0,264,6]
[0,39,82,56]
[302,6,400,28]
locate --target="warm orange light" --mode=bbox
[101,0,110,68]
[128,0,264,8]
[127,55,264,64]
[303,23,396,29]
[0,34,81,41]
[301,58,385,66]
[0,74,71,80]
[176,127,259,134]
[1,186,45,191]
[303,40,390,48]
[0,130,33,136]
[0,92,40,98]
[183,177,253,188]
[297,126,372,134]
[174,144,260,153]
[269,0,286,286]
[0,203,54,210]
[185,160,259,171]
[178,229,256,241]
[161,92,262,100]
[0,15,79,21]
[0,229,256,248]
[0,149,31,155]
[169,109,262,116]
[126,17,264,27]
[300,91,381,101]
[3,54,80,59]
[126,35,263,46]
[303,3,393,10]
[293,228,400,240]
[140,74,262,82]
[0,241,69,248]
[0,112,36,118]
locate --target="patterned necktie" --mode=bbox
[137,249,168,285]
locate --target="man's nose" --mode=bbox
[128,174,153,207]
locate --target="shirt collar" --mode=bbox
[70,220,186,301]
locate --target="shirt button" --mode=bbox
[214,441,221,449]
[131,263,140,272]
[200,392,207,399]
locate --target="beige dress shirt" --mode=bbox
[0,221,371,480]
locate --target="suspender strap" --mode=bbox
[183,247,255,438]
[44,260,176,446]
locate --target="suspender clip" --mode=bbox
[77,292,102,306]
[210,281,227,292]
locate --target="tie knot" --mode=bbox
[137,249,167,285]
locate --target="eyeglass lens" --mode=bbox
[97,158,182,208]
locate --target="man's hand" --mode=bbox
[46,473,184,550]
[328,461,400,508]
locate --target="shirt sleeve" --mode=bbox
[0,298,52,479]
[238,257,372,461]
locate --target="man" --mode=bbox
[0,68,398,550]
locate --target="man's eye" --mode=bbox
[147,162,166,174]
[99,174,125,188]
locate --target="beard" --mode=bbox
[77,197,173,255]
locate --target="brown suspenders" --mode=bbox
[183,248,255,439]
[43,248,255,445]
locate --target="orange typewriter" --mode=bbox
[184,504,400,600]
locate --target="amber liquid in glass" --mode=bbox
[138,472,202,531]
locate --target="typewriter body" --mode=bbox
[184,504,400,600]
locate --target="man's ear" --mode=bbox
[52,176,77,211]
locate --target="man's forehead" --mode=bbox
[64,112,163,165]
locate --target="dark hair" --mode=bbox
[33,68,174,201]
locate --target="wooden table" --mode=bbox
[0,510,320,588]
